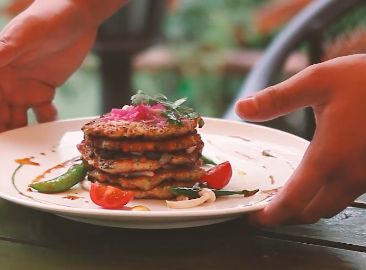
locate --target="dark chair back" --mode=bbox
[93,0,166,113]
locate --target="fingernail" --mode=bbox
[236,97,259,117]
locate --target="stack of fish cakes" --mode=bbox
[77,116,206,199]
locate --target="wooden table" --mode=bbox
[1,195,366,270]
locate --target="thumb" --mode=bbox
[0,7,42,67]
[235,65,329,122]
[0,37,21,67]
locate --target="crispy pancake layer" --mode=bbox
[90,180,196,199]
[82,114,202,139]
[88,166,205,191]
[84,133,201,152]
[78,142,203,174]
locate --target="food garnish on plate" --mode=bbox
[29,91,258,209]
[78,91,207,202]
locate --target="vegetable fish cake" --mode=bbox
[95,181,198,200]
[83,133,201,152]
[87,164,206,191]
[77,140,203,174]
[78,91,206,199]
[82,114,202,139]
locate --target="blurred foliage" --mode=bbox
[134,1,366,118]
[134,0,274,118]
[164,0,271,49]
[324,4,366,41]
[0,0,365,124]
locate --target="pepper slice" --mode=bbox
[168,186,259,199]
[28,164,86,193]
[201,155,217,166]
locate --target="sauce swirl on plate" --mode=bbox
[15,157,40,166]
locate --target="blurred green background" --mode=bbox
[134,0,273,117]
[1,0,365,127]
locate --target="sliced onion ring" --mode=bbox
[166,188,216,209]
[186,146,196,154]
[80,179,91,191]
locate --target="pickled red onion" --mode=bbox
[102,104,167,125]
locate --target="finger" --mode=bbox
[0,38,21,67]
[299,178,364,221]
[248,165,322,227]
[235,64,330,121]
[0,124,7,133]
[0,8,46,67]
[9,105,27,129]
[0,25,29,67]
[247,137,332,227]
[0,101,10,125]
[32,102,58,123]
[10,79,55,106]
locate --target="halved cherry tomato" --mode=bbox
[199,161,233,189]
[90,183,134,209]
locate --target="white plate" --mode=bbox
[0,117,308,229]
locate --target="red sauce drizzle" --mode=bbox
[31,156,81,183]
[15,157,40,166]
[63,195,81,200]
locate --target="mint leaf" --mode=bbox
[130,90,204,127]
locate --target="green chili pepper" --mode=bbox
[201,155,217,165]
[168,186,259,199]
[28,164,86,193]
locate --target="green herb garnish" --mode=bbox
[262,150,275,157]
[201,155,217,165]
[131,90,205,127]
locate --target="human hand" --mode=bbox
[0,0,130,132]
[235,54,366,227]
[0,0,99,132]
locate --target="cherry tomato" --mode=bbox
[199,161,233,189]
[90,183,134,209]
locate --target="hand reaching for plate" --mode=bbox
[0,0,129,132]
[235,54,366,227]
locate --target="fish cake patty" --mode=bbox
[87,166,206,191]
[78,141,203,174]
[82,115,202,139]
[89,180,196,199]
[84,133,201,153]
